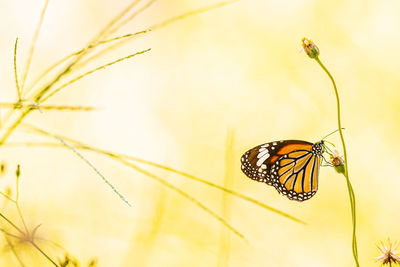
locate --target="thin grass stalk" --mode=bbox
[106,0,157,36]
[0,48,149,145]
[73,0,239,71]
[14,38,21,101]
[0,38,22,131]
[25,30,149,96]
[7,140,305,224]
[39,128,131,206]
[0,213,24,235]
[18,126,245,239]
[0,109,30,145]
[107,154,246,240]
[38,48,151,104]
[3,1,146,133]
[31,242,58,267]
[17,125,306,224]
[20,0,50,93]
[3,234,26,267]
[23,0,143,99]
[92,0,142,42]
[0,103,99,111]
[151,0,239,32]
[314,57,359,266]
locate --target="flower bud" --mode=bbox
[330,151,345,175]
[16,164,20,178]
[301,37,320,59]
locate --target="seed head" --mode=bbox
[376,239,400,266]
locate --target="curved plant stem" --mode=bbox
[314,57,359,266]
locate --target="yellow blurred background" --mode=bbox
[1,0,400,266]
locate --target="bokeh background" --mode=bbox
[0,0,399,266]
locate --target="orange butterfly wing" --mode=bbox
[241,140,323,201]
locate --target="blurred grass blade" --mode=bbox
[119,156,305,224]
[71,0,240,74]
[20,125,245,240]
[28,126,131,206]
[93,0,142,42]
[3,234,26,267]
[122,188,165,266]
[20,124,306,224]
[112,157,246,240]
[151,0,239,31]
[107,0,157,36]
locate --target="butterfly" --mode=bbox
[240,140,325,201]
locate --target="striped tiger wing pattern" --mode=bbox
[241,140,323,201]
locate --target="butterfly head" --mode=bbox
[312,140,324,156]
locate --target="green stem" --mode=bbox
[314,57,359,266]
[0,213,24,235]
[3,234,26,267]
[0,109,31,145]
[31,242,59,266]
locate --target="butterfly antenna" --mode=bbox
[321,128,345,140]
[321,154,330,165]
[323,140,335,149]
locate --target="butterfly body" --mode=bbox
[241,140,324,201]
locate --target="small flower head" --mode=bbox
[330,150,345,174]
[301,37,320,59]
[376,239,400,265]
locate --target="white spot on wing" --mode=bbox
[257,149,269,159]
[261,164,267,169]
[256,153,270,166]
